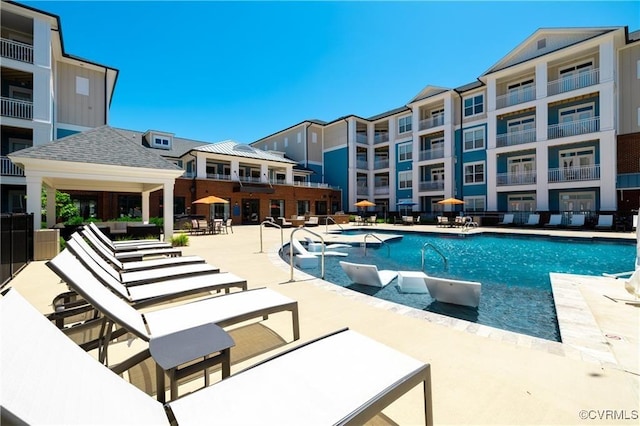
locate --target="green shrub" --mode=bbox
[149,217,163,227]
[64,216,84,226]
[59,237,66,251]
[171,233,189,247]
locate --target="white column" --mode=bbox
[196,153,206,178]
[25,175,42,230]
[486,153,497,210]
[536,146,549,211]
[260,164,269,183]
[163,182,174,241]
[599,130,617,210]
[535,62,547,99]
[32,19,52,127]
[46,185,56,227]
[141,190,150,223]
[231,160,240,182]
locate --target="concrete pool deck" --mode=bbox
[5,223,640,424]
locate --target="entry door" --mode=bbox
[242,199,260,224]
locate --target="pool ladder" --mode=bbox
[421,243,448,271]
[324,216,344,234]
[363,233,390,257]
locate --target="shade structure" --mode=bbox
[354,200,376,207]
[437,197,465,205]
[192,195,229,205]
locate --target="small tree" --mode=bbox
[41,189,79,222]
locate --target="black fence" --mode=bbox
[1,213,33,288]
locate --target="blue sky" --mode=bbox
[25,1,640,144]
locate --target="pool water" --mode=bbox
[284,231,635,341]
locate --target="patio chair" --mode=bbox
[367,215,377,226]
[422,275,482,308]
[277,217,292,228]
[523,214,540,226]
[68,234,221,286]
[595,214,614,230]
[304,216,319,227]
[497,213,514,226]
[87,222,172,250]
[0,290,433,426]
[46,253,300,401]
[77,230,206,272]
[568,214,586,228]
[437,216,449,227]
[339,261,398,288]
[544,214,563,227]
[82,227,182,261]
[190,219,206,235]
[224,218,233,234]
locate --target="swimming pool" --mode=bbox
[283,231,635,341]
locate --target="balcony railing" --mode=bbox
[357,186,368,196]
[547,116,600,140]
[1,38,33,63]
[374,158,389,169]
[496,171,536,186]
[418,181,445,191]
[373,132,389,144]
[547,68,599,96]
[1,156,25,177]
[1,97,33,120]
[356,133,368,144]
[206,173,232,180]
[496,86,536,109]
[548,164,600,183]
[373,185,389,195]
[356,159,368,169]
[293,181,331,188]
[496,128,537,147]
[418,115,444,131]
[419,147,444,161]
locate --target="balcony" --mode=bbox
[419,181,444,191]
[419,147,444,161]
[547,117,600,140]
[373,132,389,144]
[293,181,331,189]
[418,115,444,131]
[496,86,536,109]
[356,133,368,144]
[373,185,389,195]
[1,38,33,64]
[548,164,600,183]
[496,128,536,147]
[357,185,368,196]
[374,158,389,169]
[547,68,599,96]
[1,97,33,120]
[496,171,536,186]
[206,173,232,181]
[1,156,25,177]
[356,159,368,169]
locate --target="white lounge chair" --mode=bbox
[544,214,563,227]
[304,216,319,227]
[82,227,181,261]
[339,261,397,288]
[304,236,351,251]
[524,214,540,226]
[595,214,613,230]
[423,276,482,308]
[568,214,586,228]
[291,238,348,257]
[0,290,433,426]
[497,213,514,226]
[87,222,172,250]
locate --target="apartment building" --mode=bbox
[1,0,118,213]
[253,26,640,223]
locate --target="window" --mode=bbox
[464,162,485,184]
[398,142,412,161]
[464,94,484,117]
[637,60,640,79]
[559,61,594,91]
[297,200,310,215]
[284,137,288,147]
[463,127,484,151]
[297,132,302,143]
[312,132,318,143]
[153,136,171,149]
[464,196,485,212]
[537,38,546,50]
[273,141,278,150]
[508,194,536,212]
[75,76,89,96]
[398,115,412,133]
[431,109,444,126]
[559,191,595,212]
[398,171,412,189]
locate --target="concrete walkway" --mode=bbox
[6,223,640,425]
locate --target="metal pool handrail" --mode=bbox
[363,233,390,257]
[421,242,447,271]
[259,220,283,253]
[288,227,326,282]
[324,216,344,234]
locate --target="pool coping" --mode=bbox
[270,235,628,370]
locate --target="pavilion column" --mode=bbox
[141,190,150,223]
[163,182,174,241]
[25,175,42,230]
[45,185,56,228]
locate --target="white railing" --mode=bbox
[548,164,600,183]
[356,159,368,169]
[292,181,331,189]
[496,128,536,147]
[496,86,536,109]
[1,97,33,120]
[356,133,368,144]
[496,171,536,186]
[1,156,25,176]
[419,115,444,131]
[373,132,389,144]
[419,181,445,191]
[547,68,599,96]
[374,158,389,169]
[547,116,600,139]
[419,147,445,161]
[0,38,33,63]
[373,185,389,195]
[206,173,232,180]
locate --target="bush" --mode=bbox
[149,217,163,227]
[64,216,84,226]
[171,233,189,247]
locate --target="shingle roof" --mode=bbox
[11,126,181,170]
[192,140,297,164]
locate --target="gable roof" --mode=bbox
[407,85,451,104]
[191,140,297,164]
[482,27,621,75]
[10,126,180,171]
